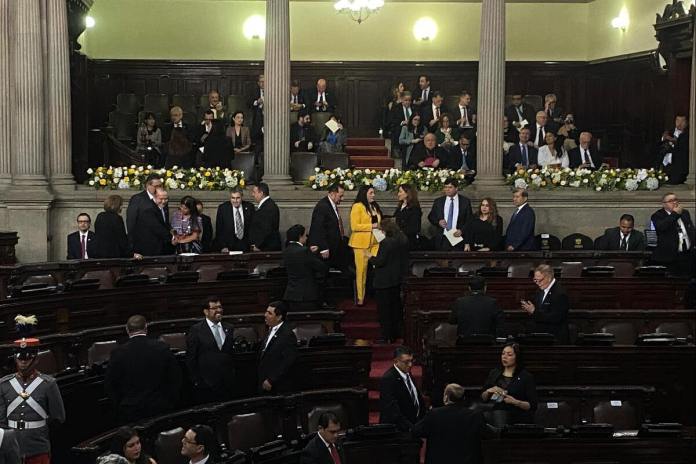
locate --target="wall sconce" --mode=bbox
[85,15,95,28]
[243,15,265,40]
[413,17,437,41]
[611,7,629,31]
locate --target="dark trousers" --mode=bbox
[666,250,695,278]
[376,285,402,340]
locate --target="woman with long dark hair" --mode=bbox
[464,197,503,251]
[393,184,422,250]
[136,112,162,166]
[110,427,157,464]
[349,185,383,305]
[399,112,426,169]
[170,195,203,254]
[481,342,537,424]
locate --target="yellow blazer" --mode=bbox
[348,203,381,249]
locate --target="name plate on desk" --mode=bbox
[547,402,558,409]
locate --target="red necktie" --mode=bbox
[335,206,345,237]
[329,444,342,464]
[80,235,86,259]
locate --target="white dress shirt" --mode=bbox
[541,278,556,304]
[190,455,209,464]
[394,366,419,408]
[579,146,595,168]
[205,318,226,346]
[534,124,545,147]
[537,145,569,168]
[667,210,692,251]
[257,196,270,210]
[233,205,244,229]
[443,195,460,231]
[263,321,284,351]
[79,231,90,259]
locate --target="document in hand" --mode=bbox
[325,119,340,133]
[517,119,529,131]
[372,228,386,242]
[444,228,463,246]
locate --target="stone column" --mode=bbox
[688,13,696,185]
[263,0,291,181]
[46,0,75,187]
[10,0,47,186]
[0,0,12,187]
[475,0,506,185]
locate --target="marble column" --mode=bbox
[10,0,47,186]
[0,0,12,187]
[688,13,696,185]
[263,0,291,181]
[475,0,506,185]
[46,0,75,187]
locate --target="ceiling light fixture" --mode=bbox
[334,0,384,24]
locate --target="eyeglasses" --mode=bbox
[77,220,91,224]
[663,199,678,204]
[533,278,544,283]
[182,438,198,445]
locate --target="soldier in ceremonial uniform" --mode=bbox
[0,329,65,464]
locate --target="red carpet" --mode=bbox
[345,138,394,170]
[339,298,422,425]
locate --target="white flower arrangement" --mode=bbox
[86,165,246,191]
[506,167,668,192]
[306,167,469,192]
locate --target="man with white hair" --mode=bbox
[569,132,605,170]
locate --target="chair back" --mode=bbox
[592,400,639,430]
[290,152,319,184]
[154,427,188,464]
[87,340,118,365]
[116,93,140,114]
[600,322,637,345]
[230,153,256,181]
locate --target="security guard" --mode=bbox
[0,337,65,464]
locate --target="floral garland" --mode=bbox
[86,166,246,191]
[306,167,470,192]
[505,167,668,191]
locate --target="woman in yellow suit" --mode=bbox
[349,185,383,305]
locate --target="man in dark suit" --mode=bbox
[67,212,95,259]
[195,200,214,252]
[413,74,433,108]
[186,296,236,403]
[596,214,646,251]
[421,91,448,133]
[568,131,605,170]
[215,187,254,252]
[283,225,328,311]
[651,192,695,277]
[248,74,265,143]
[505,188,536,251]
[454,91,477,131]
[0,428,20,464]
[389,91,414,156]
[521,265,570,343]
[307,78,336,113]
[449,276,505,338]
[161,106,194,168]
[659,115,690,184]
[427,177,473,251]
[290,80,306,112]
[505,92,536,131]
[299,411,346,464]
[290,112,318,152]
[181,425,219,464]
[250,183,281,251]
[528,111,550,148]
[379,346,425,432]
[446,134,477,181]
[543,93,564,132]
[126,173,165,246]
[408,133,450,169]
[258,301,298,394]
[415,383,486,464]
[131,187,173,256]
[308,183,348,272]
[200,89,227,123]
[507,127,538,173]
[105,315,182,422]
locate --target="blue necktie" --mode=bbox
[446,198,454,230]
[522,145,528,167]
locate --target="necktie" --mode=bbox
[461,151,469,171]
[80,235,86,259]
[421,89,426,101]
[329,444,342,464]
[161,208,166,223]
[211,324,223,350]
[620,234,628,251]
[516,106,524,120]
[405,374,418,407]
[522,145,528,166]
[336,206,345,237]
[536,127,543,146]
[446,198,454,230]
[234,207,244,240]
[435,107,440,120]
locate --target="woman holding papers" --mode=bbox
[349,185,383,305]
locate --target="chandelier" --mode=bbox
[334,0,384,24]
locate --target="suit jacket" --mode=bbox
[226,126,252,152]
[348,203,382,249]
[421,104,449,133]
[105,335,182,422]
[449,292,505,338]
[247,86,265,136]
[92,212,131,259]
[131,201,173,256]
[483,367,538,424]
[308,197,346,266]
[186,320,236,393]
[257,322,298,393]
[651,208,695,263]
[447,145,477,172]
[67,230,95,260]
[414,403,485,464]
[0,429,19,464]
[528,124,551,148]
[290,123,318,151]
[390,103,415,133]
[215,200,255,252]
[408,144,450,169]
[507,143,538,173]
[290,91,306,109]
[531,281,570,343]
[306,89,337,113]
[568,146,603,170]
[126,190,168,245]
[427,195,473,251]
[505,103,536,127]
[414,87,434,108]
[283,242,328,302]
[379,365,426,431]
[394,205,422,250]
[249,198,281,251]
[371,235,409,289]
[663,129,690,184]
[200,213,214,252]
[505,203,536,251]
[300,434,346,464]
[596,227,646,251]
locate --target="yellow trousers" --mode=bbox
[353,244,379,302]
